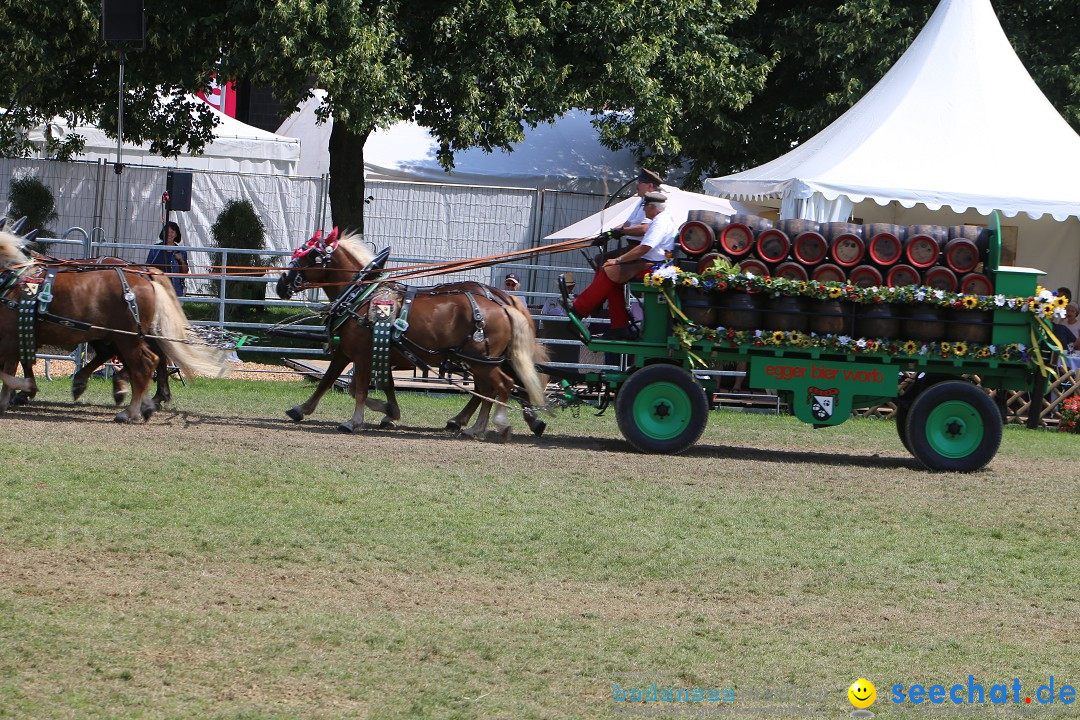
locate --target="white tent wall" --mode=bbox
[27,101,301,175]
[852,203,1080,297]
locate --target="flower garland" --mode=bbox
[644,258,1069,319]
[672,324,1032,363]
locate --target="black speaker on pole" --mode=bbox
[101,0,146,46]
[166,172,193,212]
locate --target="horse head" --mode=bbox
[276,227,342,299]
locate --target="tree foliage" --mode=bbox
[1,0,1076,222]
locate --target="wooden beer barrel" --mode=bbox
[946,308,992,343]
[923,266,958,292]
[864,223,904,267]
[902,305,946,341]
[764,295,808,332]
[886,264,921,288]
[755,228,791,264]
[820,222,862,241]
[679,210,729,255]
[829,232,866,267]
[903,232,942,268]
[773,261,809,281]
[943,237,981,273]
[716,291,761,330]
[792,231,828,265]
[848,265,884,288]
[810,263,847,284]
[719,214,772,258]
[856,304,899,338]
[959,272,993,296]
[697,251,729,275]
[776,219,821,237]
[808,299,848,335]
[678,287,717,326]
[739,258,770,278]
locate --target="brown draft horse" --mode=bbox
[13,256,175,409]
[0,230,228,421]
[275,229,548,439]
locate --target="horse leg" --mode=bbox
[72,349,106,401]
[446,396,480,431]
[338,353,373,433]
[286,352,350,421]
[376,376,401,429]
[460,374,495,439]
[112,340,155,423]
[112,367,130,406]
[488,368,515,443]
[151,345,171,407]
[0,356,33,413]
[12,358,37,406]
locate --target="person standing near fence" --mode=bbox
[146,221,189,296]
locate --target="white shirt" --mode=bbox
[638,210,677,262]
[623,199,651,239]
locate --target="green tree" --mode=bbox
[209,198,270,320]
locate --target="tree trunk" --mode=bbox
[328,123,372,234]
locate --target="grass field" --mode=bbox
[1,377,1078,719]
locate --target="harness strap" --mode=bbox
[392,287,417,340]
[113,267,144,338]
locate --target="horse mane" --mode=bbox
[335,232,375,268]
[0,230,33,268]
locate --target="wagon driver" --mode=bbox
[569,191,676,340]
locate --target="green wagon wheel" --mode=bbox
[615,364,708,454]
[905,380,1002,472]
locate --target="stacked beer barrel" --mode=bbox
[676,212,997,341]
[678,212,995,294]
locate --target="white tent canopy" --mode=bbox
[545,186,763,239]
[28,98,300,174]
[277,92,639,193]
[703,0,1080,223]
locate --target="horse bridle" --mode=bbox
[282,229,340,295]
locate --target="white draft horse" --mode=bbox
[275,229,548,439]
[0,230,228,421]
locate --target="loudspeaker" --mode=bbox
[166,171,193,212]
[101,0,145,44]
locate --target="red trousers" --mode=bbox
[571,266,646,329]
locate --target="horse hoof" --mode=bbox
[12,392,30,407]
[337,422,358,433]
[530,420,546,437]
[379,419,397,430]
[113,392,129,406]
[497,428,512,443]
[72,382,87,400]
[445,420,462,431]
[285,408,304,422]
[113,412,130,423]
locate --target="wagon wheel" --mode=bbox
[615,364,708,454]
[904,380,1002,472]
[894,401,912,452]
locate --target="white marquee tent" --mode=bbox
[544,186,761,239]
[28,99,300,175]
[276,92,639,194]
[703,0,1080,294]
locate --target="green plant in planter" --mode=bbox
[209,199,273,320]
[7,173,59,252]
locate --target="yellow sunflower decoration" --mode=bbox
[962,295,978,310]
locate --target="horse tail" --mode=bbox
[508,294,550,367]
[149,275,231,378]
[504,303,547,408]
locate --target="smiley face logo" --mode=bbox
[848,678,876,709]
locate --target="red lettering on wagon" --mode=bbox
[765,364,806,381]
